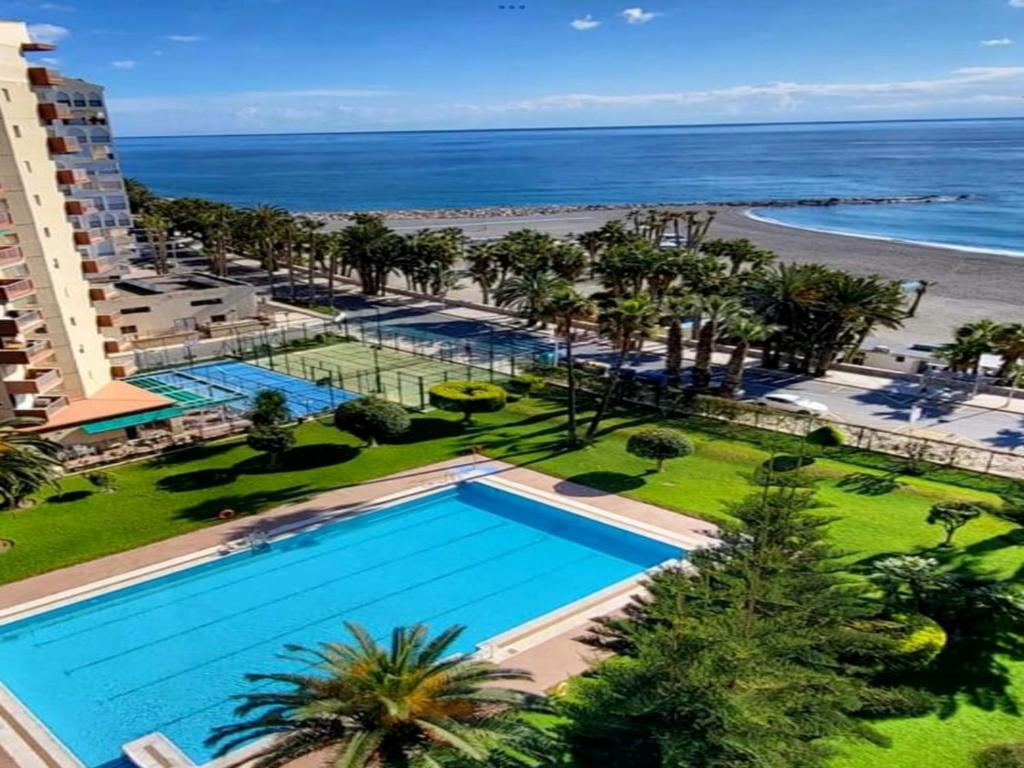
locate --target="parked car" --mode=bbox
[756,392,830,415]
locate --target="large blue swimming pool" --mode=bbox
[0,482,681,766]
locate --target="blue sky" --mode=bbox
[6,0,1024,135]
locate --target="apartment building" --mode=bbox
[0,20,171,439]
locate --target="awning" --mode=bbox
[80,406,185,435]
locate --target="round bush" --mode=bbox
[806,424,846,449]
[428,381,507,423]
[246,425,295,465]
[626,428,694,472]
[892,613,947,670]
[333,397,411,446]
[506,374,545,396]
[976,743,1024,768]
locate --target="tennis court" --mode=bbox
[132,361,359,418]
[256,341,508,409]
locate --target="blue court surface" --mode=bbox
[0,482,683,766]
[135,360,359,418]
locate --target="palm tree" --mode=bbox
[992,323,1024,381]
[198,203,237,277]
[721,315,778,396]
[939,319,1001,375]
[906,279,932,318]
[585,296,660,440]
[336,214,401,296]
[543,289,596,446]
[296,217,327,305]
[242,204,292,299]
[690,295,742,390]
[701,238,777,276]
[494,271,568,327]
[466,242,501,305]
[206,623,546,768]
[661,292,700,385]
[0,419,63,509]
[137,211,172,275]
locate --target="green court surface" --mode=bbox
[253,341,508,408]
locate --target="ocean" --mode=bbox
[117,118,1024,255]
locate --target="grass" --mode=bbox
[1,395,1021,767]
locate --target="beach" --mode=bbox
[316,205,1024,345]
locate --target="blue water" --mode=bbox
[0,483,680,766]
[117,119,1024,254]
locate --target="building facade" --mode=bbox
[0,21,170,435]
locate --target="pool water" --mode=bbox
[0,483,681,766]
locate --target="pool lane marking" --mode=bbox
[24,502,470,646]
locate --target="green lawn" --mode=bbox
[1,395,1021,767]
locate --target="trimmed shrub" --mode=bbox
[428,381,507,423]
[506,374,546,396]
[806,425,846,449]
[976,743,1024,768]
[85,471,117,493]
[333,397,411,446]
[626,428,694,472]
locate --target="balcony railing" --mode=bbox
[82,255,118,274]
[104,338,129,354]
[74,230,101,246]
[65,200,97,216]
[110,361,137,379]
[0,309,43,337]
[48,136,80,155]
[0,245,23,268]
[13,395,68,420]
[89,285,118,301]
[56,169,90,186]
[38,103,73,122]
[4,367,62,395]
[27,67,62,87]
[0,211,14,226]
[0,278,34,303]
[96,310,119,327]
[0,339,52,365]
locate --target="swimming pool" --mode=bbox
[0,481,682,767]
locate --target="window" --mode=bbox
[1,88,9,102]
[52,258,59,269]
[23,160,31,173]
[56,91,70,105]
[895,355,906,363]
[121,325,137,335]
[11,125,20,138]
[121,306,151,315]
[42,227,50,238]
[190,298,223,307]
[33,195,41,206]
[211,314,227,323]
[69,317,76,326]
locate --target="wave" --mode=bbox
[744,209,1024,259]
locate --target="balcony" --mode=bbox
[13,395,68,420]
[0,246,23,268]
[0,309,43,337]
[0,211,13,226]
[38,103,73,122]
[82,255,118,274]
[96,310,119,327]
[74,230,101,246]
[27,67,63,87]
[89,285,118,301]
[65,200,97,216]
[56,169,89,186]
[48,136,80,155]
[0,339,52,365]
[104,338,130,354]
[4,367,62,395]
[0,278,34,303]
[110,361,137,379]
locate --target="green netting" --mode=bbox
[81,406,186,434]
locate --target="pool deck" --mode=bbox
[0,457,716,768]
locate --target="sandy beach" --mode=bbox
[319,205,1024,345]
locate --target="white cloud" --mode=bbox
[570,15,600,31]
[165,34,203,43]
[37,56,60,65]
[111,59,136,69]
[981,37,1013,46]
[620,7,657,24]
[1010,0,1024,7]
[479,66,1024,113]
[40,3,74,11]
[27,23,70,44]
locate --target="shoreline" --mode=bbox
[743,209,1024,260]
[300,193,966,222]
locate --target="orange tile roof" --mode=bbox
[30,381,176,433]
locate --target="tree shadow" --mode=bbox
[391,417,466,444]
[837,472,905,496]
[234,444,360,475]
[147,441,238,467]
[157,467,240,493]
[174,485,312,522]
[45,489,93,504]
[962,528,1024,560]
[559,471,647,495]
